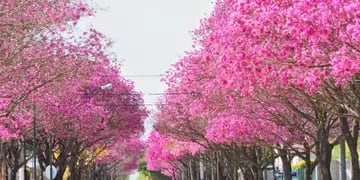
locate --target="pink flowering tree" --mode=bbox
[29,56,147,180]
[0,1,147,179]
[89,138,145,178]
[0,0,93,119]
[146,131,202,179]
[149,1,360,180]
[0,0,97,179]
[177,0,360,179]
[163,54,308,179]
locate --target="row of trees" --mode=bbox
[146,1,360,180]
[0,0,147,179]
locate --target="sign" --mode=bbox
[26,158,40,168]
[45,165,57,180]
[291,172,297,177]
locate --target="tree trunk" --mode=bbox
[241,167,252,180]
[0,142,6,180]
[255,168,263,180]
[9,168,16,180]
[216,153,220,180]
[279,148,292,180]
[211,155,215,180]
[281,157,292,180]
[55,163,66,180]
[316,128,333,180]
[55,143,68,180]
[339,113,360,180]
[317,145,332,180]
[8,164,22,180]
[69,160,78,180]
[233,164,237,180]
[41,170,44,180]
[349,141,360,180]
[304,151,315,180]
[303,145,317,180]
[189,160,195,180]
[0,159,5,180]
[245,165,263,180]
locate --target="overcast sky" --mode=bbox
[83,0,213,178]
[87,0,213,100]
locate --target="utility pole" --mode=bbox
[33,104,37,180]
[50,136,53,180]
[340,140,346,180]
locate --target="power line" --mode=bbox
[94,103,160,107]
[76,92,199,96]
[75,74,165,78]
[149,92,200,96]
[123,75,165,78]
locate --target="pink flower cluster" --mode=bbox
[146,0,360,176]
[0,0,147,173]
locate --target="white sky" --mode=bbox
[88,0,213,101]
[83,0,213,179]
